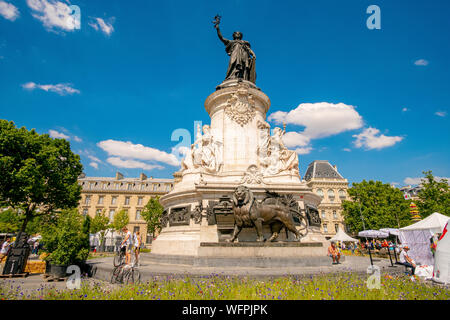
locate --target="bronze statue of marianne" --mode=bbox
[213,15,256,83]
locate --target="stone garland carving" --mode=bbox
[169,206,191,226]
[257,120,299,176]
[191,201,203,224]
[181,124,223,174]
[160,210,169,228]
[224,85,256,126]
[240,165,264,184]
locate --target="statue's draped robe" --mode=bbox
[223,39,256,83]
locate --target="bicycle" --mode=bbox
[113,245,126,267]
[110,262,141,285]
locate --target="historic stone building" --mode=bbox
[78,172,174,244]
[304,160,348,239]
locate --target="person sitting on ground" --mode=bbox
[0,237,11,263]
[120,227,133,265]
[327,242,341,264]
[399,245,416,275]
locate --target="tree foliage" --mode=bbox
[0,120,83,231]
[111,208,129,232]
[40,209,90,265]
[90,210,110,248]
[141,196,164,236]
[342,180,411,234]
[416,171,450,218]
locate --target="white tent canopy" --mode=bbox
[329,229,358,242]
[380,228,399,236]
[400,212,449,233]
[433,222,450,284]
[358,230,389,238]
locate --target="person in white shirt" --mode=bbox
[0,238,11,263]
[399,245,416,274]
[133,231,141,267]
[120,227,133,265]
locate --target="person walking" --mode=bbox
[120,227,133,265]
[133,231,141,267]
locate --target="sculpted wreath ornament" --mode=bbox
[224,86,256,126]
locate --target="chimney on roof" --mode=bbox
[333,165,337,171]
[140,173,147,180]
[116,172,124,180]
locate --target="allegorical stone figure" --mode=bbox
[213,15,256,83]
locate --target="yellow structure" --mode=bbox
[409,202,422,222]
[304,160,348,238]
[78,172,174,244]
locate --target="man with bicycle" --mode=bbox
[120,227,133,265]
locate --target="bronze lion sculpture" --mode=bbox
[226,185,306,242]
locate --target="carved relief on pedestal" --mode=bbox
[181,124,223,174]
[224,85,256,126]
[256,120,299,176]
[240,164,263,184]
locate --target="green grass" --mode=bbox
[1,273,449,300]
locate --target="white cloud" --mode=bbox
[404,176,449,186]
[342,148,351,152]
[89,162,99,170]
[435,111,447,117]
[22,82,80,95]
[107,157,164,171]
[89,17,114,36]
[49,129,69,139]
[282,131,310,148]
[294,147,313,155]
[97,139,180,167]
[402,107,409,112]
[26,0,79,32]
[414,59,429,66]
[0,1,20,21]
[87,155,102,163]
[73,136,82,142]
[268,102,363,140]
[353,127,403,150]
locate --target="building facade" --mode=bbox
[304,160,348,238]
[78,172,174,244]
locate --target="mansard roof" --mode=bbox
[304,160,344,181]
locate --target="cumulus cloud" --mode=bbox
[26,0,80,32]
[268,102,363,140]
[49,129,69,139]
[414,59,429,66]
[353,127,403,150]
[89,17,114,36]
[22,82,80,95]
[97,139,180,167]
[87,155,102,163]
[107,157,164,171]
[294,147,313,155]
[73,136,82,142]
[435,111,447,117]
[0,1,20,21]
[89,162,99,170]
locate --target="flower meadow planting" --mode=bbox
[1,273,449,300]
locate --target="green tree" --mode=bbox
[40,209,89,265]
[111,208,129,233]
[82,215,91,253]
[90,211,110,250]
[0,120,83,232]
[342,180,411,234]
[0,208,21,233]
[141,196,164,237]
[416,171,450,217]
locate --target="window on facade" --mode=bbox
[133,226,140,234]
[82,209,88,216]
[333,210,337,219]
[166,184,171,192]
[98,196,104,205]
[109,209,115,221]
[127,184,132,190]
[335,224,339,232]
[138,197,143,206]
[85,196,91,205]
[111,196,117,205]
[96,209,102,216]
[328,189,335,201]
[153,184,158,191]
[136,209,142,220]
[125,197,130,205]
[339,189,346,200]
[141,184,145,190]
[316,189,324,199]
[323,224,328,233]
[321,210,326,218]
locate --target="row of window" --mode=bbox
[323,223,340,233]
[84,195,145,206]
[81,181,173,192]
[321,209,339,220]
[82,208,143,221]
[316,189,346,201]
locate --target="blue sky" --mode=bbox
[0,0,449,186]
